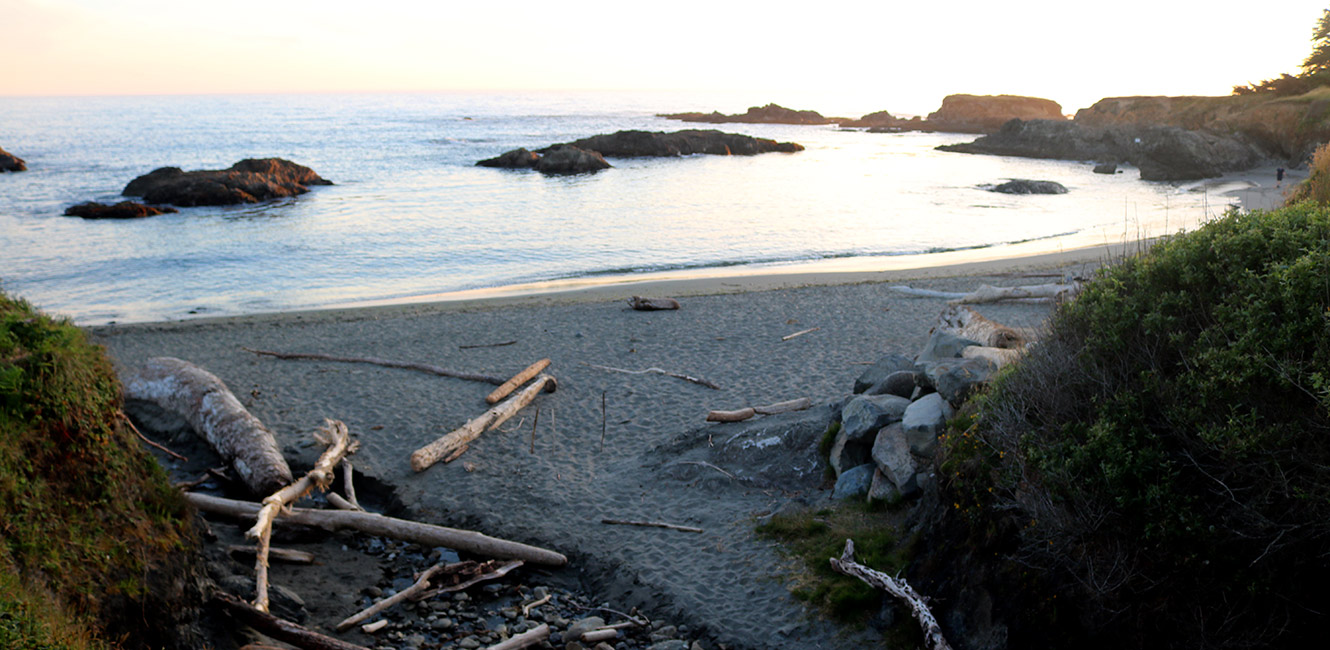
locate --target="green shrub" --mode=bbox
[936,204,1330,648]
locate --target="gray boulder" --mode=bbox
[917,330,982,365]
[988,179,1067,194]
[901,393,954,456]
[864,369,919,398]
[1093,162,1118,174]
[871,423,919,495]
[867,467,901,503]
[854,353,916,393]
[925,358,998,405]
[832,463,877,500]
[841,394,910,442]
[828,426,872,478]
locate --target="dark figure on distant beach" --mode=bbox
[1277,167,1285,188]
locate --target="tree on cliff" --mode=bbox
[1303,8,1330,75]
[1234,8,1330,94]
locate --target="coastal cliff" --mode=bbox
[924,94,1066,133]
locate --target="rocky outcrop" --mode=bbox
[986,179,1068,195]
[477,146,610,174]
[939,119,1266,181]
[122,158,332,207]
[926,94,1066,133]
[476,148,540,169]
[1,146,26,172]
[64,201,179,219]
[658,103,837,125]
[559,130,803,157]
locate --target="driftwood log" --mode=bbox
[935,305,1036,349]
[627,296,680,311]
[214,591,370,650]
[830,539,952,650]
[890,282,1080,305]
[412,374,557,471]
[486,359,551,404]
[483,623,550,650]
[121,357,292,495]
[706,397,812,422]
[185,492,568,566]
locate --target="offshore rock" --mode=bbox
[925,94,1066,133]
[987,179,1068,195]
[476,147,539,168]
[122,158,332,207]
[556,130,803,157]
[64,201,179,219]
[0,146,26,172]
[658,103,836,125]
[533,145,611,174]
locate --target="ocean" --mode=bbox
[0,91,1237,325]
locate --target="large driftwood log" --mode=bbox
[185,492,568,566]
[243,348,506,385]
[121,357,292,495]
[411,374,556,472]
[830,539,952,650]
[935,305,1037,349]
[890,282,1080,305]
[214,591,370,650]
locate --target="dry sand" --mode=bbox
[91,243,1126,649]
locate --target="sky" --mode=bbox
[3,0,1328,115]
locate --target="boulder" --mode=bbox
[901,393,954,457]
[853,353,916,393]
[925,358,998,405]
[864,369,919,398]
[476,148,539,168]
[658,103,835,125]
[840,394,911,442]
[64,201,178,219]
[556,130,803,157]
[532,145,611,174]
[917,330,982,365]
[925,94,1066,134]
[122,158,332,207]
[870,423,919,495]
[988,179,1068,195]
[1093,162,1118,174]
[0,146,26,172]
[867,467,901,503]
[832,463,877,500]
[828,426,872,478]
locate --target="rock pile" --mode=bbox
[64,201,178,219]
[122,158,332,206]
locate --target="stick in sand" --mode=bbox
[583,363,720,390]
[411,374,557,472]
[459,339,518,350]
[486,358,551,404]
[243,348,505,385]
[781,326,820,341]
[706,397,812,423]
[601,518,704,533]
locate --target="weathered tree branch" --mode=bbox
[243,347,505,385]
[486,359,551,404]
[483,623,549,650]
[601,518,703,533]
[829,539,952,650]
[214,591,370,650]
[583,363,720,390]
[411,374,557,471]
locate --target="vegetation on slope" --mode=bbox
[928,204,1330,648]
[0,292,202,649]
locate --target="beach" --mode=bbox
[89,243,1126,649]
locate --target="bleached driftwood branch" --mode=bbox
[486,358,551,404]
[337,561,470,631]
[781,326,820,341]
[185,492,567,566]
[411,374,557,471]
[830,539,952,650]
[121,356,293,495]
[706,397,812,422]
[214,591,370,650]
[890,282,1080,305]
[243,348,506,385]
[935,305,1037,349]
[583,363,720,390]
[483,624,550,650]
[414,559,523,600]
[601,518,703,533]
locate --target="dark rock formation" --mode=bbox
[838,110,900,129]
[476,148,539,169]
[64,201,179,219]
[987,179,1068,195]
[658,103,836,125]
[533,145,611,174]
[1,146,26,172]
[1093,162,1118,174]
[558,130,803,157]
[122,158,332,207]
[939,119,1266,181]
[926,94,1066,133]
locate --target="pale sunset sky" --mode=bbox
[4,0,1327,115]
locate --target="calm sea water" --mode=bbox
[0,91,1236,324]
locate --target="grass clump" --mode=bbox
[0,291,197,648]
[933,204,1330,648]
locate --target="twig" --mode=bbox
[227,545,317,565]
[118,411,189,462]
[341,459,361,510]
[582,363,720,390]
[326,492,362,511]
[337,562,460,631]
[459,339,517,350]
[243,347,505,385]
[600,390,607,452]
[781,326,820,341]
[669,461,738,481]
[530,406,539,455]
[601,518,703,534]
[830,539,952,650]
[361,620,388,634]
[521,593,551,617]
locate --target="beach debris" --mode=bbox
[482,623,549,650]
[830,539,953,650]
[600,517,704,534]
[121,356,293,495]
[706,397,813,423]
[248,419,357,612]
[486,358,551,404]
[583,362,720,390]
[521,593,552,616]
[360,620,388,634]
[889,282,1081,305]
[243,347,506,385]
[214,590,370,650]
[185,492,568,566]
[340,459,361,510]
[458,339,518,350]
[411,374,557,471]
[627,296,681,311]
[118,410,189,461]
[325,492,361,511]
[781,326,820,341]
[336,559,523,631]
[226,546,317,565]
[934,305,1036,351]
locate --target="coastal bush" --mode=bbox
[0,292,200,648]
[1287,140,1330,205]
[930,203,1330,649]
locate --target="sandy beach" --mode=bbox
[89,241,1139,649]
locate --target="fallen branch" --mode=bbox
[340,459,361,510]
[706,397,812,422]
[411,374,557,472]
[121,356,292,495]
[627,296,680,311]
[243,348,505,385]
[521,593,551,617]
[583,363,720,390]
[706,407,755,423]
[486,359,551,404]
[326,492,362,511]
[601,518,703,534]
[781,326,820,341]
[483,623,549,650]
[337,561,462,631]
[227,546,316,565]
[250,420,357,612]
[581,629,619,643]
[186,492,567,566]
[830,539,952,650]
[414,559,523,600]
[214,591,370,650]
[118,411,188,462]
[952,282,1080,305]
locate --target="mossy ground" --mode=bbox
[0,292,196,648]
